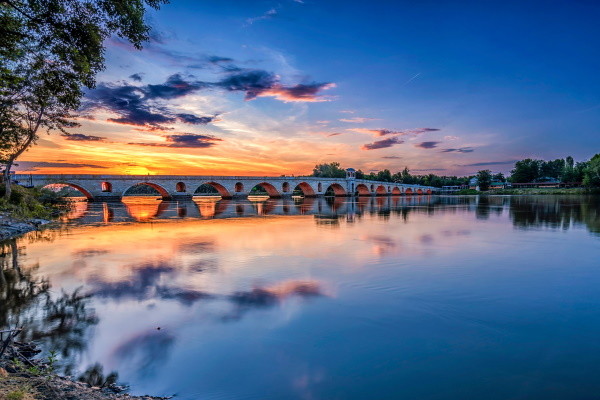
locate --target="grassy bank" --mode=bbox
[0,185,63,220]
[451,187,598,195]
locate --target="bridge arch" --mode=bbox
[250,182,281,197]
[123,182,171,199]
[293,182,316,197]
[282,182,290,193]
[325,183,347,196]
[375,185,387,195]
[101,182,112,192]
[426,189,432,195]
[355,184,370,196]
[42,183,93,200]
[405,188,414,195]
[392,187,401,195]
[195,182,232,198]
[235,182,244,193]
[417,188,423,195]
[175,182,186,192]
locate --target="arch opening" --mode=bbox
[250,182,281,198]
[235,182,244,193]
[392,187,401,195]
[176,182,186,192]
[405,188,414,195]
[293,182,316,197]
[123,182,171,199]
[282,182,290,193]
[101,182,112,192]
[42,183,93,200]
[324,183,347,197]
[194,182,231,198]
[417,188,424,195]
[376,185,387,195]
[355,184,370,196]
[426,189,432,195]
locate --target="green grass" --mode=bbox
[0,184,64,220]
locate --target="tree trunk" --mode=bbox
[3,163,12,200]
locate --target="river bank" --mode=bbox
[0,214,50,241]
[452,187,597,195]
[0,342,171,400]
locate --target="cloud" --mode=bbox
[444,135,459,140]
[441,147,475,153]
[83,75,215,128]
[457,160,517,167]
[129,73,143,82]
[14,161,109,171]
[176,113,219,125]
[339,110,355,114]
[246,8,278,25]
[381,156,402,159]
[350,127,440,137]
[415,141,440,149]
[62,133,107,142]
[327,132,343,137]
[361,137,404,150]
[215,70,335,102]
[129,134,222,148]
[339,117,377,123]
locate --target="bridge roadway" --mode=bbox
[15,173,437,201]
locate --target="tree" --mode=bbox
[476,170,492,191]
[311,162,346,178]
[492,172,505,182]
[0,0,168,199]
[583,154,600,188]
[510,159,541,183]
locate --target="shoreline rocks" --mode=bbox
[0,215,50,241]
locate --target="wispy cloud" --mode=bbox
[129,134,222,148]
[350,127,439,137]
[415,141,440,149]
[14,161,109,171]
[62,133,107,142]
[361,137,404,150]
[457,160,517,166]
[246,8,278,26]
[339,117,377,123]
[441,147,475,153]
[381,156,402,159]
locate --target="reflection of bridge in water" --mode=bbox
[17,169,436,201]
[63,196,450,224]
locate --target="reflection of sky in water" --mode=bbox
[6,196,600,399]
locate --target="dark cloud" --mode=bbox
[415,141,440,149]
[381,156,402,159]
[129,134,222,148]
[213,69,334,102]
[13,161,108,171]
[361,137,404,150]
[129,73,143,82]
[207,55,234,64]
[350,127,440,137]
[441,147,475,153]
[62,133,107,142]
[327,132,343,137]
[83,75,212,128]
[457,160,517,166]
[176,113,219,125]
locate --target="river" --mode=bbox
[1,195,600,399]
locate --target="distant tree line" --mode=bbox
[311,153,600,189]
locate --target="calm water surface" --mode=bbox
[2,195,600,400]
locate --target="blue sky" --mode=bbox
[24,0,600,175]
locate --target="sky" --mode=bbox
[18,0,600,176]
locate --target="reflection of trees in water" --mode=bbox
[509,196,600,234]
[0,239,50,329]
[0,238,100,376]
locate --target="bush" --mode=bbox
[0,184,63,219]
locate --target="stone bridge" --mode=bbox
[15,170,437,201]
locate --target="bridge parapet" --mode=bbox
[15,174,437,201]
